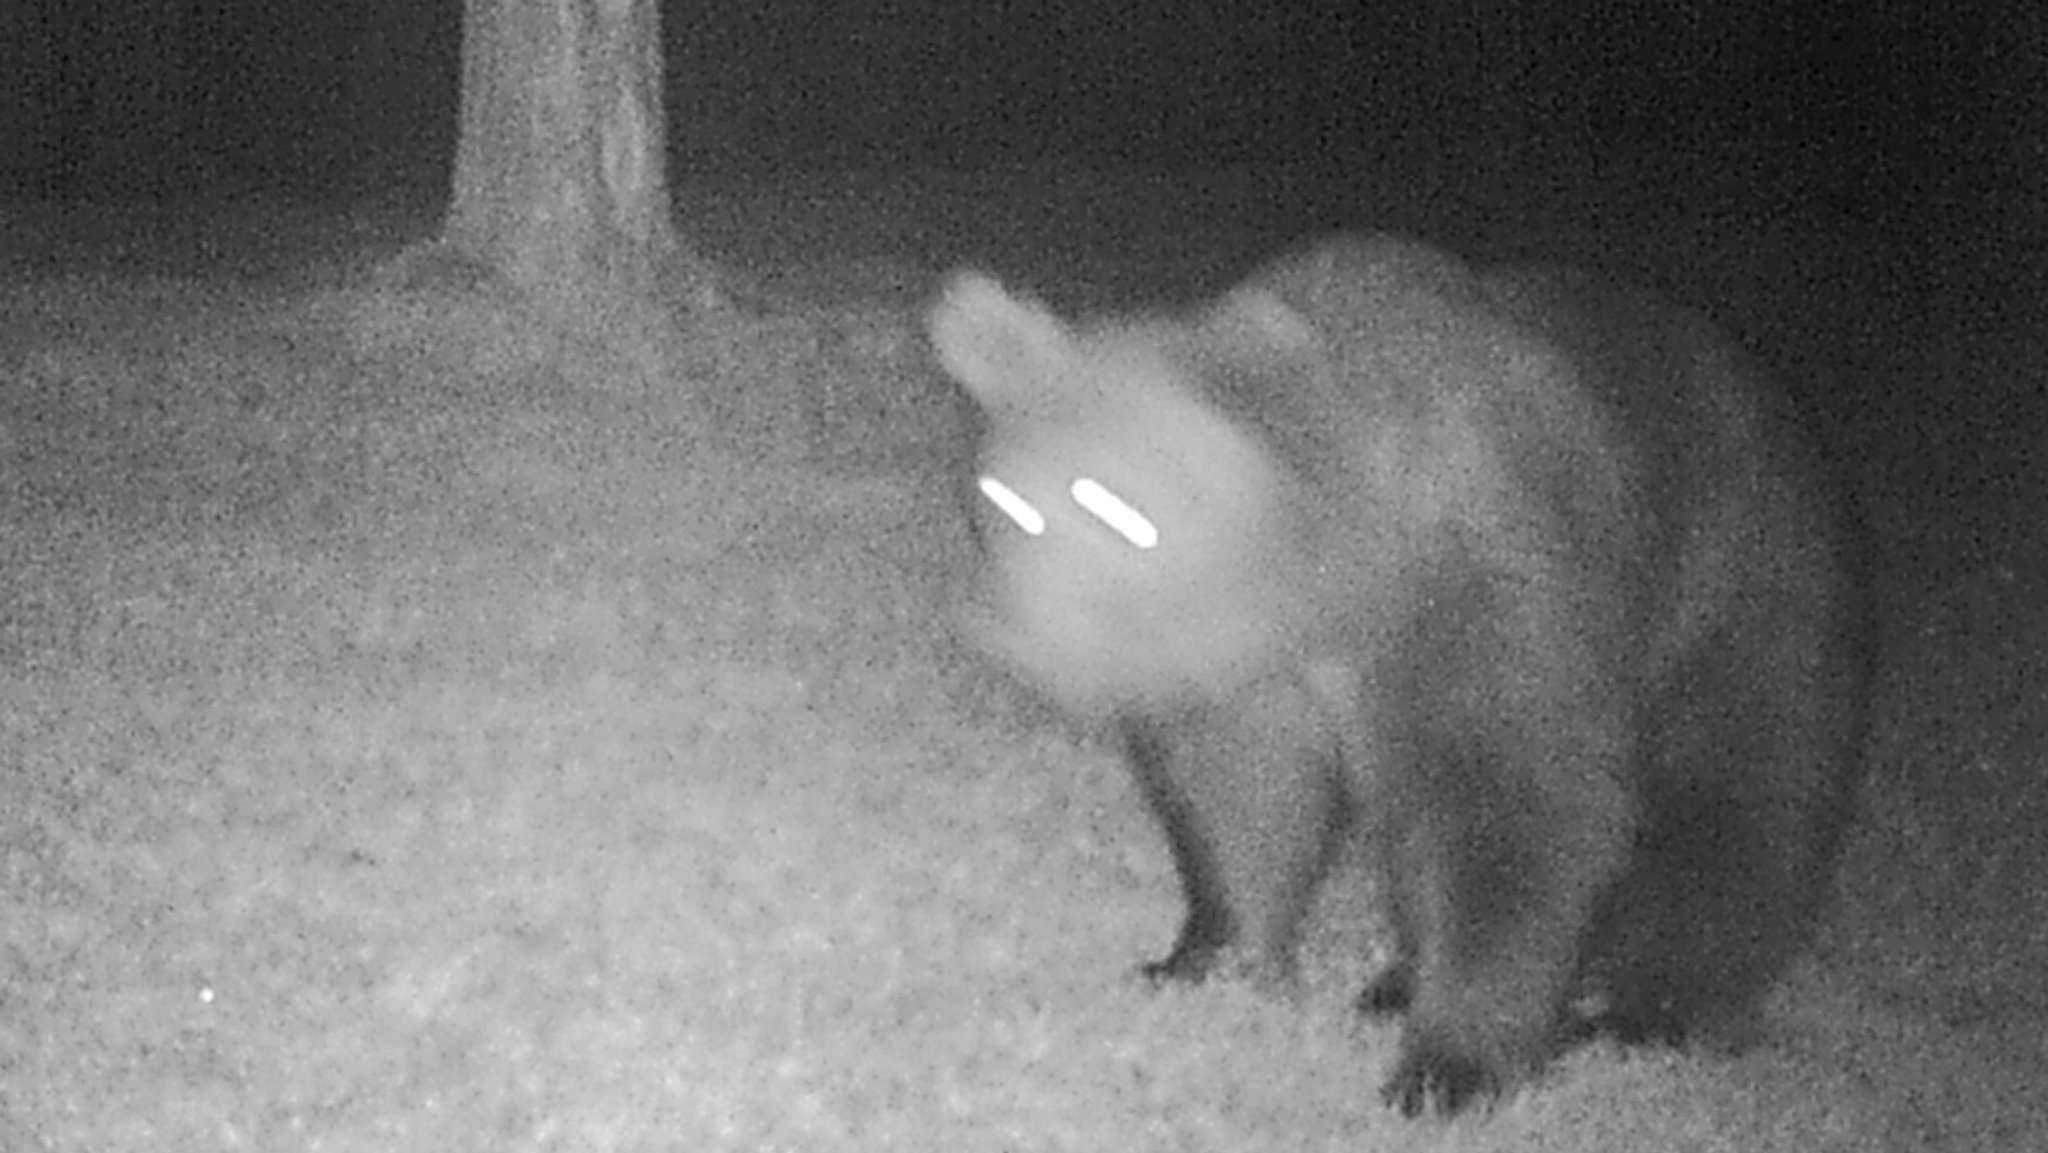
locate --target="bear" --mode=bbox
[926,234,1871,1118]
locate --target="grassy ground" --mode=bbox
[2,172,2044,1152]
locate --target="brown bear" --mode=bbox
[927,234,1870,1117]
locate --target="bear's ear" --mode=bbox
[928,272,1076,407]
[1210,286,1320,361]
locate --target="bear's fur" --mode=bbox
[928,234,1870,1117]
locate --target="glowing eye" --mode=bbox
[977,475,1045,536]
[1072,477,1158,549]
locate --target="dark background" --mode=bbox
[0,0,2028,232]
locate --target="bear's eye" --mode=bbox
[1071,477,1158,550]
[977,475,1046,536]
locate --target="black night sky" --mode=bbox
[0,1,2025,227]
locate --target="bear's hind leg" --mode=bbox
[1585,628,1857,1052]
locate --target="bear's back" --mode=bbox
[1172,235,1844,681]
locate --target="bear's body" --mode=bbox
[927,235,1869,1117]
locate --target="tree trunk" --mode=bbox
[410,0,717,391]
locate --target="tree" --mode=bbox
[388,0,719,393]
